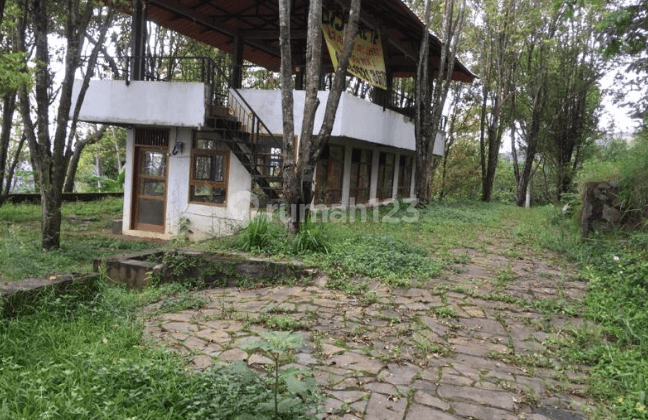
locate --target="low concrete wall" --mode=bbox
[0,273,100,317]
[95,250,312,289]
[6,192,123,204]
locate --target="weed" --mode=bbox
[243,331,319,418]
[433,305,457,318]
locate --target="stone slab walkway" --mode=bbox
[144,248,596,420]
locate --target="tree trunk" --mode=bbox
[414,0,466,205]
[63,126,106,193]
[0,91,17,202]
[280,0,360,233]
[40,180,63,250]
[18,0,112,249]
[2,134,25,199]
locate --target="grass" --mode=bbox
[0,197,159,281]
[3,197,648,419]
[0,278,316,420]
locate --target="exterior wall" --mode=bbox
[122,127,253,240]
[239,90,445,155]
[71,80,207,127]
[325,138,417,208]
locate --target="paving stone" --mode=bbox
[459,318,507,335]
[405,403,459,420]
[383,363,420,385]
[413,390,451,411]
[183,336,208,351]
[362,382,399,395]
[364,392,407,420]
[195,328,230,343]
[439,373,473,386]
[296,352,319,365]
[314,368,349,386]
[218,349,248,363]
[169,331,189,341]
[322,343,346,356]
[462,306,486,318]
[327,390,368,404]
[452,402,518,420]
[160,312,195,323]
[328,352,384,375]
[192,354,213,369]
[162,322,198,333]
[248,354,273,365]
[437,384,517,411]
[411,379,438,392]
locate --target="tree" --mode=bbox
[17,0,114,249]
[279,0,361,233]
[0,0,31,206]
[414,0,466,205]
[475,0,520,202]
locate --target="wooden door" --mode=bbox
[132,146,168,232]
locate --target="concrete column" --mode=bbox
[410,160,416,199]
[123,129,135,229]
[369,149,380,204]
[392,152,400,199]
[341,144,352,208]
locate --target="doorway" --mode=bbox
[131,129,169,232]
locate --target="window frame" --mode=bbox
[188,136,230,206]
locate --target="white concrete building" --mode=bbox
[72,0,474,240]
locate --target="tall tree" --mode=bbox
[414,0,466,205]
[475,0,520,202]
[279,0,361,233]
[17,0,114,249]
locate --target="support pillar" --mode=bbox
[131,0,146,81]
[232,35,244,89]
[295,69,304,90]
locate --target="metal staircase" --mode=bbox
[204,62,284,202]
[122,55,284,201]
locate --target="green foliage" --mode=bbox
[244,332,318,419]
[0,281,314,420]
[577,134,648,220]
[0,198,157,281]
[322,232,441,284]
[236,215,286,253]
[0,51,31,95]
[291,221,329,254]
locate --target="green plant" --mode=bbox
[291,221,329,254]
[243,332,318,418]
[236,216,286,253]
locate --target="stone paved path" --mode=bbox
[144,248,596,420]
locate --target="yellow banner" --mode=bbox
[321,11,387,90]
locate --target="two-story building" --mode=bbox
[72,0,475,239]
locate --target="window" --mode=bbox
[398,155,413,198]
[315,144,344,205]
[189,138,229,205]
[349,148,372,204]
[377,151,395,200]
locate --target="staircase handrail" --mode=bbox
[206,59,283,152]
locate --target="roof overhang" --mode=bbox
[116,0,476,83]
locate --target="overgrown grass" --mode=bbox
[0,278,316,419]
[553,232,648,419]
[0,198,158,281]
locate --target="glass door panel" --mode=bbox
[132,148,167,232]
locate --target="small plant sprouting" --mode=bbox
[243,332,318,418]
